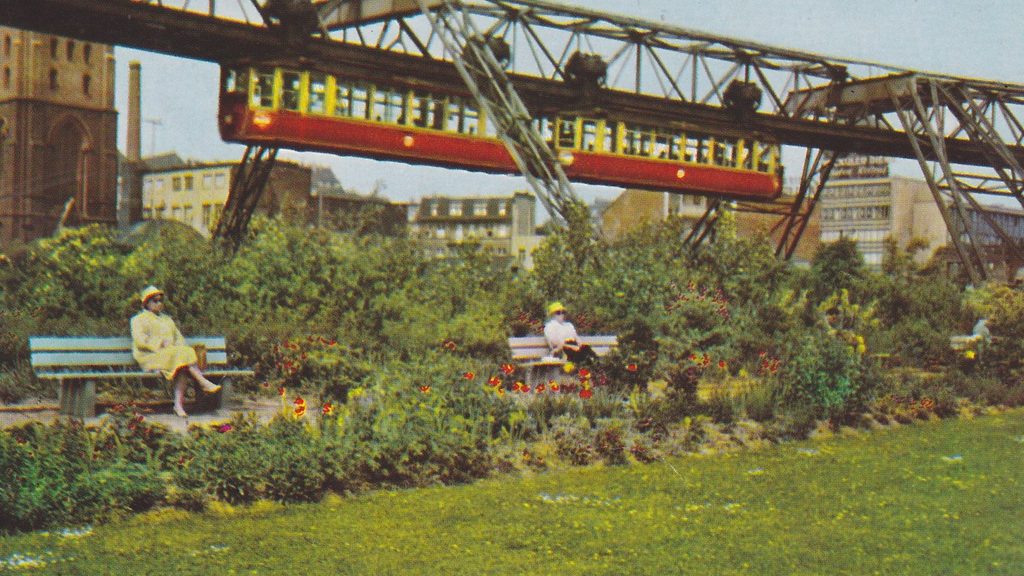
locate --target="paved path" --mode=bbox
[0,398,283,434]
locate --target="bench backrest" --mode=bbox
[508,335,618,361]
[29,336,232,369]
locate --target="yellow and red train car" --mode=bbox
[218,65,783,201]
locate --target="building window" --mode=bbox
[82,74,91,96]
[49,68,58,90]
[215,173,226,188]
[184,175,193,190]
[473,202,487,217]
[203,174,213,189]
[172,206,182,220]
[66,40,74,61]
[82,44,91,63]
[50,38,57,59]
[183,205,193,225]
[429,203,439,217]
[172,177,182,192]
[3,67,9,89]
[3,36,10,57]
[450,201,462,217]
[202,205,212,229]
[142,208,152,219]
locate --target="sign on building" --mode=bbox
[832,155,890,180]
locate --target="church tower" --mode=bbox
[0,28,118,246]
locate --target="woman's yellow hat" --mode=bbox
[140,285,164,304]
[547,301,567,316]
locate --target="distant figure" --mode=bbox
[130,286,220,418]
[972,317,991,344]
[543,302,597,364]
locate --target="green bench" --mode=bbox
[508,335,619,385]
[29,336,254,419]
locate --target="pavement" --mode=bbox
[0,397,284,434]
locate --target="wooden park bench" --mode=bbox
[507,335,619,386]
[29,336,254,419]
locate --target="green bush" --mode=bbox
[776,332,875,421]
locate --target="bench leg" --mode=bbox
[58,379,96,419]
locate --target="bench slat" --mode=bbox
[30,336,227,352]
[508,335,619,362]
[31,351,230,368]
[35,368,255,380]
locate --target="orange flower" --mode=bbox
[487,375,502,387]
[550,382,560,392]
[442,339,457,351]
[625,363,638,372]
[322,402,333,416]
[500,363,516,375]
[293,396,307,417]
[513,381,524,392]
[419,385,431,393]
[278,386,286,398]
[496,387,505,396]
[462,371,475,380]
[536,383,546,393]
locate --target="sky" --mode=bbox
[113,0,1024,210]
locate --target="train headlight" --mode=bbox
[676,168,686,179]
[558,151,575,166]
[222,114,234,126]
[252,111,272,128]
[402,135,415,148]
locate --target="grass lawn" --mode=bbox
[3,410,1024,575]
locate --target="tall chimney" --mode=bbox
[118,60,143,228]
[127,61,141,162]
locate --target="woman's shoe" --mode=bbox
[199,380,222,394]
[174,405,188,418]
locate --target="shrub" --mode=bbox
[593,418,628,465]
[550,415,595,466]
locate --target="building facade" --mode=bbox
[409,191,542,269]
[141,160,312,237]
[600,187,820,263]
[820,155,1024,278]
[0,28,118,246]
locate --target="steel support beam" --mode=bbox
[213,145,278,251]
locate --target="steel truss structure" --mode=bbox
[6,0,1024,276]
[212,145,278,251]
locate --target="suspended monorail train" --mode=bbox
[218,64,783,201]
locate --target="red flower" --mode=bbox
[442,339,457,351]
[278,386,286,398]
[579,389,593,399]
[718,360,727,369]
[322,402,334,416]
[578,368,591,379]
[520,384,531,393]
[293,396,307,417]
[462,371,475,380]
[513,381,524,392]
[500,363,516,375]
[487,375,502,387]
[536,384,546,393]
[419,385,431,393]
[625,363,638,373]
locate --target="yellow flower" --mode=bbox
[563,362,575,373]
[964,350,976,360]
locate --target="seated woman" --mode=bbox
[130,285,220,418]
[543,301,598,364]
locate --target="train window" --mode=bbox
[308,73,326,114]
[738,140,754,169]
[622,124,653,157]
[556,118,576,149]
[463,104,480,135]
[580,120,598,152]
[685,134,708,163]
[534,117,555,146]
[223,68,248,94]
[412,92,443,129]
[280,71,302,111]
[374,88,405,124]
[653,131,680,160]
[253,69,275,108]
[447,98,465,133]
[603,122,619,154]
